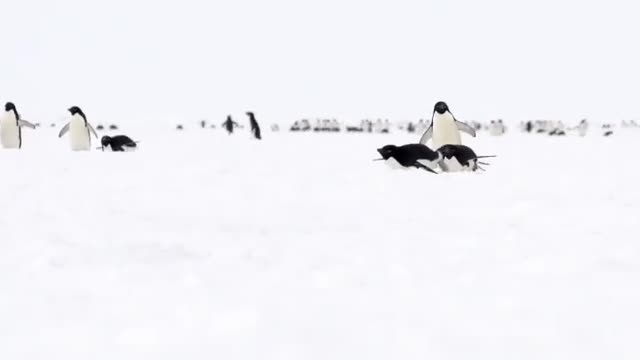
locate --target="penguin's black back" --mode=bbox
[437,144,477,164]
[104,135,137,151]
[380,144,439,167]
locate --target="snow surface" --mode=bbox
[1,126,639,359]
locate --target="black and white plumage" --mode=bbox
[437,144,495,172]
[1,102,36,149]
[247,112,262,140]
[100,135,138,152]
[58,106,99,151]
[222,116,239,134]
[419,101,476,148]
[376,144,442,174]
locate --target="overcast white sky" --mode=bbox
[2,0,639,125]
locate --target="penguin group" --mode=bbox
[375,101,495,174]
[0,102,138,152]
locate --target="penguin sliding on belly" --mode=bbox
[58,106,99,151]
[0,102,36,149]
[374,143,495,174]
[375,144,442,174]
[437,144,496,172]
[419,101,476,148]
[99,135,138,152]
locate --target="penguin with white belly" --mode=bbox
[0,102,36,149]
[419,101,476,148]
[437,144,495,172]
[58,106,99,151]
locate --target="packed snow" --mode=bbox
[1,125,639,359]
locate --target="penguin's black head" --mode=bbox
[68,106,84,117]
[377,145,398,160]
[246,112,255,119]
[101,135,112,147]
[434,101,449,115]
[437,144,456,158]
[5,102,15,112]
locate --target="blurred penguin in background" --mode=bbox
[247,112,262,140]
[489,119,507,136]
[576,119,588,136]
[222,115,240,135]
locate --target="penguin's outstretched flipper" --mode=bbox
[18,120,36,129]
[455,120,477,137]
[88,123,99,139]
[414,161,438,174]
[418,124,433,144]
[58,123,70,137]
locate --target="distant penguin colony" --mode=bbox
[1,100,636,165]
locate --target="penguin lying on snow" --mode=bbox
[375,144,441,174]
[99,135,138,151]
[375,143,495,174]
[437,144,496,172]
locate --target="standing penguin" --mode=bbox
[419,101,476,148]
[246,112,262,140]
[0,102,36,149]
[58,106,99,151]
[222,115,240,135]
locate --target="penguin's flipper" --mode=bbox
[418,123,433,144]
[18,120,36,129]
[455,120,477,137]
[414,162,438,174]
[58,123,70,138]
[88,123,99,139]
